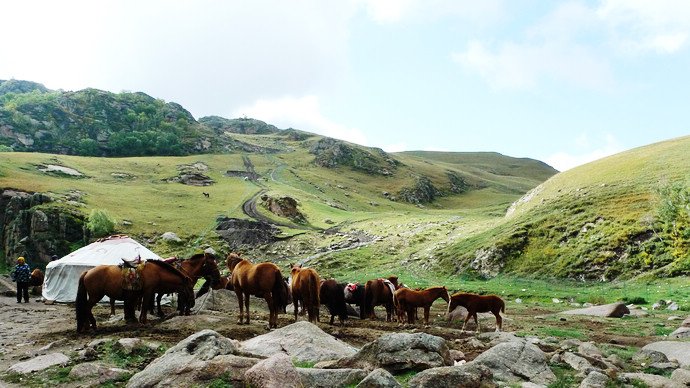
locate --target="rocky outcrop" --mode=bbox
[260,195,305,221]
[310,137,397,176]
[398,177,441,204]
[0,189,85,268]
[215,217,280,246]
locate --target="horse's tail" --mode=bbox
[76,270,89,332]
[310,272,320,308]
[392,290,400,309]
[501,297,506,314]
[272,269,286,312]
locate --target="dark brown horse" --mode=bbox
[363,276,399,321]
[226,252,287,329]
[448,292,505,332]
[320,279,348,325]
[75,261,194,332]
[393,286,450,326]
[290,264,320,323]
[155,253,221,315]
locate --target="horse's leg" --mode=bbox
[461,310,471,332]
[243,292,250,324]
[235,290,244,325]
[423,306,431,326]
[473,312,480,332]
[139,291,153,325]
[265,294,275,329]
[157,293,164,317]
[293,296,300,322]
[494,311,502,332]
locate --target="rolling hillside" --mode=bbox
[1,79,687,283]
[433,135,690,281]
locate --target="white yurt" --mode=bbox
[43,235,162,303]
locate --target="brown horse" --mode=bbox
[290,264,320,323]
[226,252,287,329]
[363,276,399,321]
[155,253,221,316]
[448,292,505,332]
[393,286,450,326]
[76,261,194,332]
[29,269,44,294]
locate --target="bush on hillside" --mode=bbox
[86,209,116,238]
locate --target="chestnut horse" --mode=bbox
[393,286,450,326]
[29,269,44,294]
[363,276,399,321]
[226,252,287,328]
[290,264,320,323]
[290,264,321,323]
[76,260,194,332]
[448,292,505,332]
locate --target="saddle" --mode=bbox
[120,261,146,291]
[379,279,396,295]
[121,254,143,269]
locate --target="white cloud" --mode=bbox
[597,0,690,54]
[452,3,612,91]
[545,134,623,172]
[355,0,505,25]
[234,96,368,146]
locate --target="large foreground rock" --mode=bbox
[244,353,302,388]
[126,329,246,388]
[472,338,556,385]
[407,363,497,388]
[240,321,356,363]
[559,302,630,318]
[328,332,452,373]
[298,367,368,388]
[641,341,690,367]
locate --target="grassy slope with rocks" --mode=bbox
[1,79,689,287]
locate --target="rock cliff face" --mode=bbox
[0,189,85,269]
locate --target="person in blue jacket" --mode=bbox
[11,257,31,303]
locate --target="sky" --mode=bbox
[1,1,689,172]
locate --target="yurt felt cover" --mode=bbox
[43,235,162,303]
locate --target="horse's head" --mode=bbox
[387,275,399,288]
[440,286,450,304]
[290,264,302,277]
[225,252,244,271]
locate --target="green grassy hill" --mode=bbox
[2,79,688,284]
[433,135,690,281]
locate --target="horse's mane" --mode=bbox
[188,252,214,261]
[148,260,191,281]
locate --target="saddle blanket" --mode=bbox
[380,279,396,295]
[121,262,145,291]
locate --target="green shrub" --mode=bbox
[86,209,116,238]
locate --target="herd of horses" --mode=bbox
[72,252,506,334]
